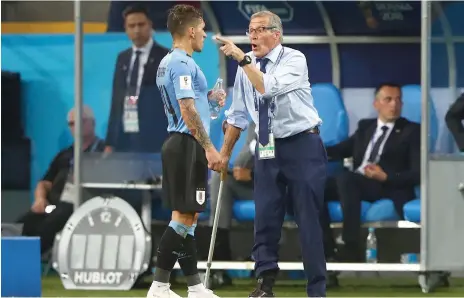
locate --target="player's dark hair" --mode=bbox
[122,5,150,20]
[374,82,402,96]
[167,4,203,36]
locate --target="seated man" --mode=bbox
[196,121,256,287]
[445,93,464,152]
[323,82,420,262]
[17,105,105,254]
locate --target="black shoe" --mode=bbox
[327,272,340,289]
[249,279,275,297]
[208,270,233,289]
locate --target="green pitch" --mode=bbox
[42,276,464,297]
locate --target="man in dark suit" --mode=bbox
[105,5,169,153]
[323,83,420,263]
[445,93,464,152]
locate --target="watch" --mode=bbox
[239,55,252,67]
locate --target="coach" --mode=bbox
[215,10,327,298]
[105,6,169,153]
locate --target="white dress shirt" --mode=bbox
[225,44,322,138]
[127,38,153,96]
[356,119,395,174]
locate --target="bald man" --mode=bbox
[17,105,105,254]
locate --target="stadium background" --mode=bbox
[2,1,464,297]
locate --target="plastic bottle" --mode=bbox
[366,227,378,263]
[209,78,223,120]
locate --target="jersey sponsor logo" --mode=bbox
[180,75,192,90]
[196,190,206,205]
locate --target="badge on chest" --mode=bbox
[258,133,276,159]
[123,95,139,133]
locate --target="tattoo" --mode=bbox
[221,124,241,157]
[178,99,212,149]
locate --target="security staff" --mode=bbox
[215,10,327,298]
[105,5,169,153]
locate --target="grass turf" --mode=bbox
[41,276,464,297]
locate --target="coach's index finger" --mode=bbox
[213,35,231,45]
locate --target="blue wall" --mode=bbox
[1,32,220,196]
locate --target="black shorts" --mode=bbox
[161,132,208,213]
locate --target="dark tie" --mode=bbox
[368,126,389,163]
[128,50,141,94]
[257,58,270,146]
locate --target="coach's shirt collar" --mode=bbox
[257,43,283,64]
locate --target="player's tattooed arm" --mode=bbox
[178,98,213,150]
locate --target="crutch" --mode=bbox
[204,169,227,288]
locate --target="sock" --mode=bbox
[153,221,189,283]
[178,234,201,286]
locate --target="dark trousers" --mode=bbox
[333,171,411,248]
[253,132,327,297]
[17,202,74,254]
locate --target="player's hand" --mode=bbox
[209,89,227,107]
[104,146,113,153]
[213,35,245,62]
[31,197,47,214]
[217,90,227,107]
[233,167,252,182]
[206,147,222,172]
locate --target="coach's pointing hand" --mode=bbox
[214,35,245,62]
[205,147,223,172]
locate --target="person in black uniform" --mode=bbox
[17,105,105,254]
[105,5,169,153]
[445,93,464,152]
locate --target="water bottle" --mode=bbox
[209,78,224,120]
[366,227,378,263]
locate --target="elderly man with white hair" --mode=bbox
[17,105,105,254]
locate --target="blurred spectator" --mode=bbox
[17,105,105,254]
[322,83,420,266]
[445,93,464,152]
[107,1,200,32]
[105,5,169,153]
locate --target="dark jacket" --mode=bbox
[326,117,420,189]
[106,41,169,152]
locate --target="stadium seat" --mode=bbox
[233,200,255,222]
[395,86,436,223]
[365,199,400,222]
[403,186,421,222]
[401,84,438,151]
[403,198,421,223]
[312,83,349,176]
[328,201,371,223]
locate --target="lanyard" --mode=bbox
[69,138,100,167]
[253,48,285,112]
